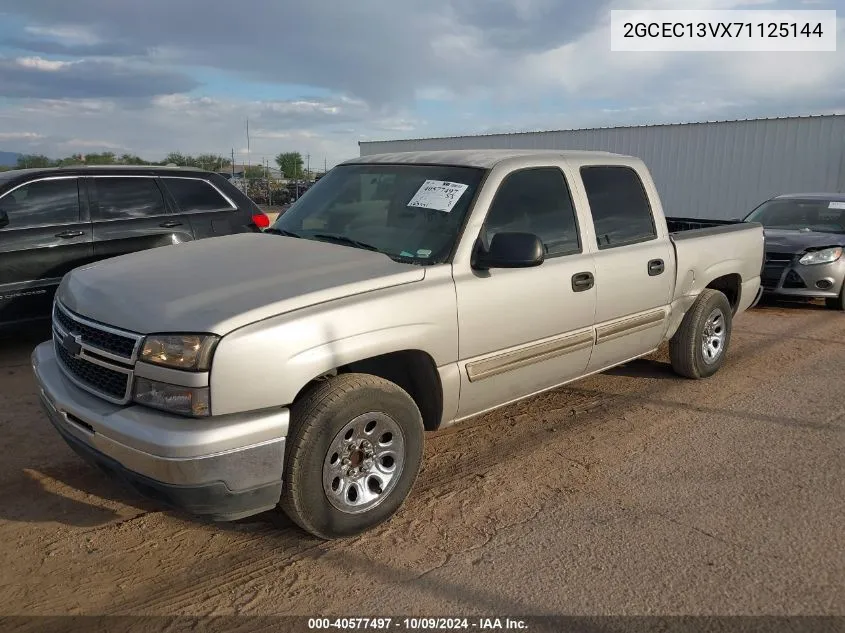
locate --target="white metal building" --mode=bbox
[358,115,845,220]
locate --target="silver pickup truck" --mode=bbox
[32,150,764,539]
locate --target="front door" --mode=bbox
[454,166,597,419]
[0,176,93,324]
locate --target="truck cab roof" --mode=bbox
[344,149,634,170]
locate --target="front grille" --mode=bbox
[53,304,137,359]
[783,270,806,289]
[761,252,794,288]
[54,337,129,400]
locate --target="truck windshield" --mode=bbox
[270,163,486,264]
[745,198,845,234]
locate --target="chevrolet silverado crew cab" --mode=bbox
[32,150,764,539]
[0,165,270,328]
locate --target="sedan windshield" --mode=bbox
[270,163,486,264]
[745,198,845,234]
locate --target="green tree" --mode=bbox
[274,152,303,179]
[195,154,231,171]
[119,153,149,165]
[54,154,85,167]
[243,165,266,179]
[16,154,53,168]
[81,152,117,165]
[163,152,188,166]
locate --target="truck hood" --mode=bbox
[764,229,845,254]
[57,233,426,335]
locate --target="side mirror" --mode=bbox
[0,210,8,229]
[473,232,545,270]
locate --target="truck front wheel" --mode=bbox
[669,289,733,379]
[279,373,425,539]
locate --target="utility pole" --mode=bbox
[306,153,311,181]
[264,158,271,206]
[245,119,250,197]
[231,148,235,178]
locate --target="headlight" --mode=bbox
[133,377,210,417]
[799,247,843,266]
[140,334,219,371]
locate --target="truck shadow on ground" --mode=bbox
[604,358,677,380]
[0,465,158,528]
[754,295,831,312]
[0,321,51,364]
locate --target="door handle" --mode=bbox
[648,259,665,276]
[571,271,594,292]
[159,220,183,228]
[55,230,85,239]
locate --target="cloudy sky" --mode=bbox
[0,0,842,167]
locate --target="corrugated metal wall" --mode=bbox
[359,115,845,220]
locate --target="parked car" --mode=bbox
[740,193,845,310]
[0,165,270,328]
[32,149,764,539]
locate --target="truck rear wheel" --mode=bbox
[669,289,733,379]
[279,373,424,540]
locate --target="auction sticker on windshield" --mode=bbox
[407,180,469,212]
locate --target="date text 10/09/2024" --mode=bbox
[308,618,528,630]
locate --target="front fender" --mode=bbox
[208,268,458,416]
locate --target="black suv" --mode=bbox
[0,166,270,328]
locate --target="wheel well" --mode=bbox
[295,350,444,432]
[706,274,741,313]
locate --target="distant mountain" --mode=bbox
[0,151,21,167]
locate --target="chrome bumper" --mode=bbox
[32,340,288,520]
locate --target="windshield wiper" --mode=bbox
[311,233,380,252]
[265,228,302,238]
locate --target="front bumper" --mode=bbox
[32,340,288,521]
[761,257,845,299]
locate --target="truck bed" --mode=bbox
[666,216,765,310]
[666,216,745,234]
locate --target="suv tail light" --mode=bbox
[251,212,270,229]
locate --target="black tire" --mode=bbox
[279,373,424,540]
[825,284,845,310]
[669,289,733,379]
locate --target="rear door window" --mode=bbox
[580,166,657,249]
[92,177,166,220]
[162,178,235,212]
[0,178,80,229]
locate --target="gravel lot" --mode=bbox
[0,300,842,618]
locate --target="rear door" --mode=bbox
[159,175,248,238]
[576,164,674,372]
[0,176,93,324]
[89,176,194,261]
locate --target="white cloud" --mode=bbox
[24,24,99,45]
[15,56,73,71]
[0,132,45,141]
[58,138,125,150]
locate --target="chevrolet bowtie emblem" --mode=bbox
[61,333,83,358]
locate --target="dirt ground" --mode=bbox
[0,299,842,619]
